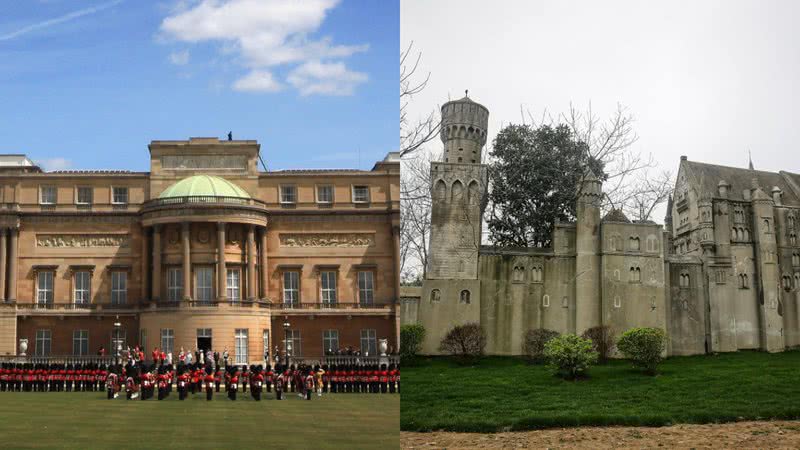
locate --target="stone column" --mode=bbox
[151,225,162,301]
[0,229,6,302]
[259,226,269,300]
[141,228,149,301]
[7,228,17,302]
[182,223,192,301]
[217,222,226,301]
[246,224,256,300]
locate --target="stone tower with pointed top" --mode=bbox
[575,169,603,334]
[750,180,784,352]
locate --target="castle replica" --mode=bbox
[402,95,800,356]
[0,138,399,362]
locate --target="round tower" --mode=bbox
[440,93,489,164]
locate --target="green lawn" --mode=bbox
[0,390,398,449]
[401,350,800,432]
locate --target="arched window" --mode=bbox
[468,181,480,204]
[613,296,621,308]
[434,180,447,201]
[614,269,620,281]
[532,267,543,283]
[792,253,799,267]
[763,219,771,233]
[430,289,441,304]
[610,235,621,251]
[630,236,641,251]
[743,228,750,241]
[790,233,797,246]
[451,180,464,202]
[679,272,690,288]
[630,267,641,283]
[782,275,792,291]
[460,290,471,304]
[739,273,749,289]
[794,272,800,289]
[542,294,550,307]
[512,266,525,282]
[561,296,569,308]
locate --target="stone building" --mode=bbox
[0,138,400,363]
[403,95,800,356]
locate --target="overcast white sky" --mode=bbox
[402,0,800,224]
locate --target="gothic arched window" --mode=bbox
[460,290,471,304]
[430,289,441,304]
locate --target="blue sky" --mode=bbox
[0,0,398,171]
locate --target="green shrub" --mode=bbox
[581,325,616,364]
[523,328,560,363]
[439,323,486,363]
[400,324,426,361]
[617,327,667,375]
[543,334,598,379]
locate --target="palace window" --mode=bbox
[72,330,88,356]
[358,271,375,306]
[35,330,51,356]
[37,271,54,306]
[234,329,248,364]
[323,329,339,354]
[320,270,337,306]
[195,267,213,303]
[167,268,183,302]
[429,288,441,304]
[279,185,297,204]
[283,271,300,306]
[76,186,93,205]
[110,328,126,353]
[226,268,240,302]
[739,273,749,289]
[629,267,641,283]
[763,218,771,233]
[316,185,333,204]
[360,329,377,356]
[112,186,128,204]
[460,290,471,304]
[352,185,370,203]
[111,271,127,305]
[73,271,91,305]
[283,329,301,357]
[40,186,56,205]
[159,329,174,357]
[262,330,270,360]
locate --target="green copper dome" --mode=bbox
[158,175,250,199]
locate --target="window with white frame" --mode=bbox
[352,185,370,203]
[360,329,377,356]
[76,186,93,205]
[160,328,174,354]
[111,328,126,353]
[283,271,299,306]
[235,328,248,364]
[111,271,127,305]
[74,271,91,305]
[262,329,270,359]
[280,185,297,204]
[73,329,88,356]
[286,329,301,357]
[167,267,183,301]
[37,271,54,305]
[323,329,339,354]
[317,185,333,204]
[35,329,51,356]
[358,271,374,306]
[226,268,240,302]
[112,186,128,204]
[40,186,56,205]
[320,270,337,306]
[196,267,213,303]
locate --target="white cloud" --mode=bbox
[159,0,369,95]
[287,60,367,96]
[232,70,282,92]
[37,158,73,171]
[168,49,190,65]
[0,0,124,41]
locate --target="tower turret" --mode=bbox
[575,168,603,334]
[750,181,784,352]
[440,93,489,164]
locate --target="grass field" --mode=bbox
[0,390,398,449]
[401,350,800,432]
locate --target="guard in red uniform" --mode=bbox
[240,365,249,394]
[227,366,239,401]
[106,367,119,399]
[251,365,263,401]
[204,366,214,401]
[304,369,314,400]
[264,365,273,393]
[177,365,189,401]
[275,368,285,400]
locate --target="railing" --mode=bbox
[12,301,393,313]
[288,355,400,366]
[0,355,116,365]
[144,195,267,209]
[274,302,390,310]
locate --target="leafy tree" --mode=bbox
[487,124,604,247]
[400,324,426,360]
[617,327,667,375]
[543,333,598,380]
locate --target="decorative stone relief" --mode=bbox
[197,229,210,244]
[37,234,130,248]
[162,154,247,170]
[279,233,375,248]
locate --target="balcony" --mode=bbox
[143,195,266,208]
[273,301,394,316]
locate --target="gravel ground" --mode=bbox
[401,420,800,449]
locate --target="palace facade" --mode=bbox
[401,94,800,356]
[0,138,400,363]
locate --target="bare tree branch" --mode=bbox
[400,41,440,157]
